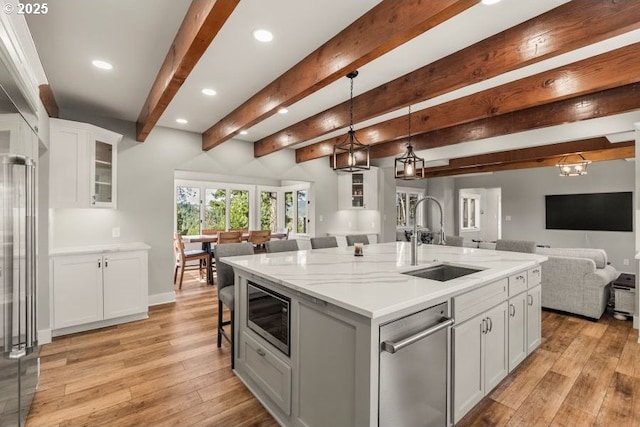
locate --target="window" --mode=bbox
[297,190,308,233]
[460,193,481,231]
[260,191,278,231]
[175,179,311,236]
[229,189,249,229]
[176,186,200,235]
[396,187,425,228]
[204,188,226,230]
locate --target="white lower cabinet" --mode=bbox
[508,292,527,371]
[453,301,508,423]
[527,284,542,353]
[242,332,292,415]
[52,249,148,334]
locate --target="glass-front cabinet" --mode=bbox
[50,118,122,209]
[337,167,378,210]
[92,139,115,206]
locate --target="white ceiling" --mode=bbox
[24,0,639,163]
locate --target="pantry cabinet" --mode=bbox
[337,167,378,210]
[49,118,121,209]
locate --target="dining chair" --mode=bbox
[202,228,223,235]
[248,229,271,252]
[346,234,369,246]
[173,233,210,289]
[310,236,338,249]
[265,239,299,253]
[214,242,254,369]
[495,239,537,253]
[217,230,243,244]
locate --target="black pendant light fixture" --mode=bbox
[332,71,370,172]
[395,105,424,179]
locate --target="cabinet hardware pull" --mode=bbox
[510,304,515,317]
[517,275,524,281]
[98,259,101,268]
[256,348,266,357]
[481,319,487,334]
[488,317,493,333]
[105,258,108,268]
[381,317,454,354]
[528,295,533,306]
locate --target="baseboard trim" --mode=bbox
[52,313,149,337]
[149,291,176,306]
[38,328,52,345]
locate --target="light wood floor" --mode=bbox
[27,272,639,426]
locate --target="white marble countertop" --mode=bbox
[224,241,547,319]
[50,242,151,256]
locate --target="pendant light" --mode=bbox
[332,71,370,172]
[556,154,591,177]
[395,105,424,179]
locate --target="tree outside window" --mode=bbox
[297,190,307,234]
[205,189,226,230]
[284,191,294,231]
[176,186,200,235]
[230,189,249,229]
[261,191,278,231]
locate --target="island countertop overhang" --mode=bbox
[223,241,547,319]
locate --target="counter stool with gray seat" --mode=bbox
[265,239,299,253]
[214,242,254,369]
[346,234,369,246]
[495,239,537,253]
[310,236,338,249]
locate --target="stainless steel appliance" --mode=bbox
[246,281,290,356]
[0,154,37,427]
[379,302,453,427]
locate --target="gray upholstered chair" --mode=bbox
[346,234,369,246]
[265,239,299,253]
[495,239,537,253]
[310,236,338,249]
[444,235,464,247]
[214,242,254,369]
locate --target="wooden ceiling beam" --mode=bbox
[421,144,634,178]
[298,42,640,163]
[136,0,239,142]
[257,0,640,157]
[202,0,479,151]
[367,82,640,160]
[38,84,59,118]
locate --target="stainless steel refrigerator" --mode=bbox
[0,153,38,426]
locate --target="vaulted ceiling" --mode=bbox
[27,0,640,176]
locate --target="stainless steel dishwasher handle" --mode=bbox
[381,317,454,354]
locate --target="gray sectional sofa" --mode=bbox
[469,241,618,319]
[536,247,618,319]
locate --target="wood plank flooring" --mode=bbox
[27,272,639,426]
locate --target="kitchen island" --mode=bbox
[224,241,546,427]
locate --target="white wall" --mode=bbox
[49,111,344,303]
[448,160,636,273]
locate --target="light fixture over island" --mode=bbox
[224,242,546,426]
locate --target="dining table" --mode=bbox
[182,232,289,284]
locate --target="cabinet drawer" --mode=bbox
[508,272,527,296]
[454,278,508,323]
[242,333,292,415]
[527,266,542,287]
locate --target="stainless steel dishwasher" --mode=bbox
[379,301,453,427]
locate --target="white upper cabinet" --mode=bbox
[337,167,378,210]
[49,118,122,209]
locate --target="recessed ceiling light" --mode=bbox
[201,88,217,96]
[253,29,273,42]
[92,60,113,70]
[176,118,188,124]
[239,130,248,135]
[278,107,288,114]
[481,0,501,4]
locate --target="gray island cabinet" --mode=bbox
[223,242,546,427]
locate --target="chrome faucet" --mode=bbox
[410,196,446,265]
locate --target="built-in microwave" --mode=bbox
[246,281,290,356]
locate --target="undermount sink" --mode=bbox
[402,264,482,282]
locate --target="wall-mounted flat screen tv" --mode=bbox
[545,192,633,232]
